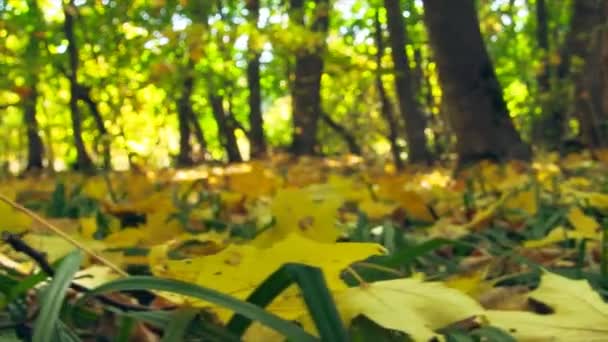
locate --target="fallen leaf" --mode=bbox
[335,278,484,341]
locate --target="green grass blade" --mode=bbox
[160,308,198,342]
[381,238,452,268]
[32,250,83,342]
[8,270,47,302]
[56,320,82,342]
[83,276,316,342]
[227,263,348,342]
[118,309,241,341]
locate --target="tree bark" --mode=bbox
[532,0,565,149]
[23,85,44,171]
[177,73,195,166]
[63,1,94,171]
[422,0,531,166]
[210,95,242,163]
[374,9,403,169]
[289,0,329,155]
[76,85,111,169]
[570,0,607,148]
[536,0,551,93]
[384,0,431,164]
[246,0,267,158]
[23,1,44,172]
[189,110,208,157]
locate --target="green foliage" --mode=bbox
[228,263,348,341]
[32,250,82,342]
[83,275,317,341]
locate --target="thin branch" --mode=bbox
[1,232,160,312]
[0,194,127,277]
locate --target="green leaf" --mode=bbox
[56,320,82,342]
[33,250,83,342]
[161,308,198,342]
[228,263,348,342]
[119,309,240,341]
[83,276,316,342]
[116,316,135,342]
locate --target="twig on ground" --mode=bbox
[0,193,127,277]
[1,232,164,312]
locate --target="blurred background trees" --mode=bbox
[0,0,606,172]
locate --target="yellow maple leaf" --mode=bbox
[358,199,398,220]
[104,228,146,248]
[567,207,599,237]
[444,268,490,296]
[523,226,590,248]
[487,271,608,341]
[503,189,538,218]
[587,192,608,211]
[83,176,107,200]
[256,186,343,245]
[227,162,281,198]
[151,234,384,321]
[335,278,484,341]
[0,201,33,233]
[373,175,435,222]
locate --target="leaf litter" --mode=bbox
[2,152,608,340]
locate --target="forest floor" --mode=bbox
[1,151,608,341]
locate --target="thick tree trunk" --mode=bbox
[289,0,329,155]
[210,95,242,163]
[422,0,531,166]
[23,86,44,171]
[246,0,267,158]
[64,2,94,171]
[384,0,431,164]
[374,10,403,169]
[177,74,195,166]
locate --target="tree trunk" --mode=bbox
[189,110,208,158]
[532,0,564,149]
[23,2,44,172]
[77,85,111,169]
[23,85,44,171]
[384,0,431,164]
[246,0,267,158]
[64,1,94,171]
[536,0,550,93]
[570,0,606,148]
[374,9,403,169]
[177,73,195,166]
[289,0,329,155]
[422,0,531,166]
[210,95,242,163]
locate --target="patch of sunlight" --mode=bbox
[121,22,149,40]
[264,96,292,146]
[568,118,580,136]
[504,80,529,118]
[372,140,391,155]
